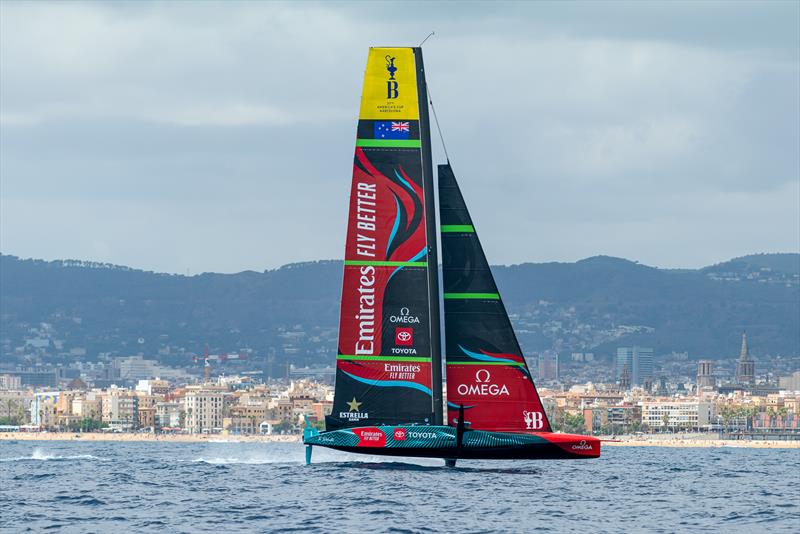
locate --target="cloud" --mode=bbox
[1,1,797,273]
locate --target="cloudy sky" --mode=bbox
[1,1,798,274]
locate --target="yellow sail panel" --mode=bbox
[359,48,419,120]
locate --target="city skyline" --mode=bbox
[4,363,800,436]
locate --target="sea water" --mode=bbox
[1,441,797,533]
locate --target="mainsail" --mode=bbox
[327,48,442,430]
[439,163,551,433]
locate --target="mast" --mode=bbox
[414,47,443,426]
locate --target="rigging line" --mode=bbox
[419,31,435,47]
[426,83,450,164]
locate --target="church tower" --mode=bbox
[697,360,714,388]
[619,362,631,390]
[735,332,755,386]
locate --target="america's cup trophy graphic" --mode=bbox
[523,411,535,430]
[385,55,397,79]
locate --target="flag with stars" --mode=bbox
[374,121,410,140]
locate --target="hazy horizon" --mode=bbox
[2,1,798,274]
[1,249,797,276]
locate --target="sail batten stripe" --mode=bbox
[338,355,430,362]
[443,292,500,300]
[344,260,427,267]
[441,225,475,233]
[342,370,433,396]
[446,361,526,366]
[356,139,422,148]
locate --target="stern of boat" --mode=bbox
[533,432,601,458]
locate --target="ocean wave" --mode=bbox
[0,448,106,462]
[3,442,799,532]
[192,455,301,465]
[190,447,444,467]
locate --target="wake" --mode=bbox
[0,447,106,462]
[190,441,443,467]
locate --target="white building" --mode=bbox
[155,401,183,429]
[135,379,171,395]
[115,356,160,380]
[115,357,186,382]
[641,401,716,429]
[0,374,22,390]
[184,387,225,433]
[102,388,138,428]
[72,391,102,419]
[778,371,800,392]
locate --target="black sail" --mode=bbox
[439,163,552,433]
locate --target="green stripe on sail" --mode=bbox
[443,292,500,300]
[446,361,525,367]
[344,260,427,267]
[441,225,475,233]
[356,139,421,148]
[337,355,430,362]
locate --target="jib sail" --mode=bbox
[327,48,442,430]
[439,163,551,433]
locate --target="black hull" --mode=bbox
[303,425,601,463]
[318,443,596,461]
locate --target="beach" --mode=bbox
[0,432,300,443]
[602,437,800,448]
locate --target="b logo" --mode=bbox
[523,410,544,430]
[387,81,398,99]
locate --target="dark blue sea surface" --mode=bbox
[1,440,798,533]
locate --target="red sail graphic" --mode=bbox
[327,48,437,431]
[446,363,549,432]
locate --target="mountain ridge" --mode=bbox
[5,252,797,277]
[1,253,797,369]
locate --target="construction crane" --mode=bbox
[192,345,249,383]
[191,345,212,383]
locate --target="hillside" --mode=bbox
[493,255,798,358]
[1,253,797,369]
[703,253,800,278]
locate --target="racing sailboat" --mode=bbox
[303,47,600,465]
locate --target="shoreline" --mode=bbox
[0,432,300,443]
[602,438,799,448]
[1,432,798,448]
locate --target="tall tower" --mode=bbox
[538,351,559,381]
[735,332,755,386]
[697,360,714,388]
[616,346,654,386]
[619,362,631,390]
